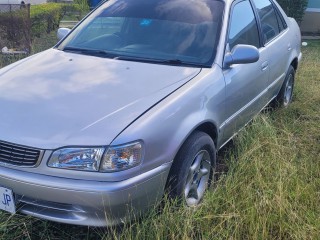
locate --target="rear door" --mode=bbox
[251,0,291,100]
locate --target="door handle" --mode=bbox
[261,61,269,71]
[288,43,292,51]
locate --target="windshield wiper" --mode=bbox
[115,56,203,67]
[115,55,163,63]
[162,59,207,67]
[62,47,117,58]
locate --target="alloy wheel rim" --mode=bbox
[284,74,294,106]
[184,150,211,206]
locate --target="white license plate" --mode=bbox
[0,187,16,214]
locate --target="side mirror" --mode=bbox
[57,28,71,41]
[224,44,259,68]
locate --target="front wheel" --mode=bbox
[167,131,216,207]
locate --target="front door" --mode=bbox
[221,0,270,143]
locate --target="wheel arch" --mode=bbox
[193,122,218,148]
[173,121,219,161]
[291,57,298,71]
[165,121,218,189]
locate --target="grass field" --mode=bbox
[0,40,319,239]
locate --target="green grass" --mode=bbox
[0,40,319,239]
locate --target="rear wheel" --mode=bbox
[167,131,216,206]
[273,65,295,108]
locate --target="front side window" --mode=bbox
[252,0,280,44]
[228,0,260,50]
[57,0,225,67]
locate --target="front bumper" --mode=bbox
[0,163,171,226]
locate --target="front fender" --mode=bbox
[111,66,226,175]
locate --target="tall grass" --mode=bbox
[0,41,319,239]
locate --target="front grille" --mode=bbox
[0,141,41,166]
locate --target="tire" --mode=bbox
[167,131,216,207]
[273,65,295,108]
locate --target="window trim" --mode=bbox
[248,0,264,47]
[250,0,287,45]
[270,0,288,30]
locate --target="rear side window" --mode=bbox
[274,6,287,31]
[252,0,280,44]
[228,0,260,50]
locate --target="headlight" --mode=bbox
[48,147,105,171]
[100,142,143,172]
[47,141,143,172]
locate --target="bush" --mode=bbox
[30,3,83,38]
[0,7,31,51]
[277,0,308,23]
[30,3,62,37]
[73,0,90,13]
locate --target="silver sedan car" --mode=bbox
[0,0,301,226]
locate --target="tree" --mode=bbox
[277,0,308,23]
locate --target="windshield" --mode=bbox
[57,0,224,67]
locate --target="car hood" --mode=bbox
[0,49,200,149]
